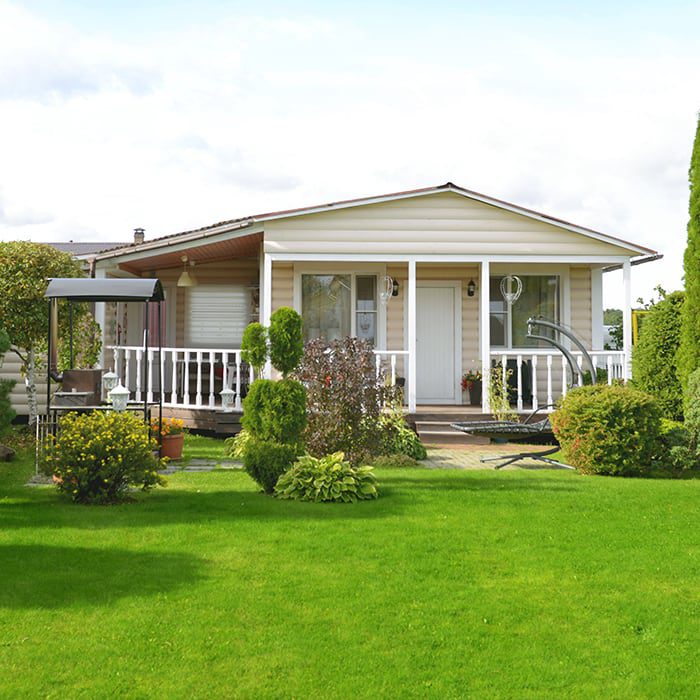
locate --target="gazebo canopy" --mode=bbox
[45,278,164,302]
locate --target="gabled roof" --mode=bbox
[94,182,657,261]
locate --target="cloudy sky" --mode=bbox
[0,0,698,307]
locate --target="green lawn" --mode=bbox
[2,443,700,698]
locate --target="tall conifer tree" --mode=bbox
[677,114,700,397]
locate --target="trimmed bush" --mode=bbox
[296,337,399,465]
[241,378,307,445]
[46,411,165,504]
[551,384,661,476]
[275,452,378,502]
[268,307,303,377]
[378,405,427,460]
[241,323,268,377]
[244,439,299,494]
[632,290,684,420]
[0,328,15,438]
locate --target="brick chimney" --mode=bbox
[134,228,145,245]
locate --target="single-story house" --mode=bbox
[88,182,658,429]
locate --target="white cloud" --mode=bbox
[0,1,697,309]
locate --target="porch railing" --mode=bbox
[106,345,251,410]
[488,349,626,411]
[373,350,409,387]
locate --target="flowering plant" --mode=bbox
[461,369,482,391]
[150,416,185,437]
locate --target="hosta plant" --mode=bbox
[275,452,379,503]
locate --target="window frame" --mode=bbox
[293,263,388,349]
[488,266,570,351]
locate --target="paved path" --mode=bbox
[422,444,571,470]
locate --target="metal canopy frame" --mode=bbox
[44,278,164,453]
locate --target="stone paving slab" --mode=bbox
[423,445,570,470]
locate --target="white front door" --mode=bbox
[415,283,461,403]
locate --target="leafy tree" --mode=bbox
[0,242,93,424]
[678,114,700,395]
[631,290,684,420]
[603,308,622,350]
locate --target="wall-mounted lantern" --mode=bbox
[467,280,476,297]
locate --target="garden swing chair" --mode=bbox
[450,317,598,469]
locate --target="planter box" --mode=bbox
[160,433,184,460]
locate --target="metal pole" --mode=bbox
[68,302,74,369]
[144,301,149,425]
[158,300,163,457]
[46,299,52,414]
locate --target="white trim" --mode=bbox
[404,280,462,405]
[292,263,388,349]
[480,261,491,413]
[94,267,107,368]
[268,252,633,264]
[407,261,417,413]
[262,253,272,378]
[622,260,632,380]
[591,268,604,350]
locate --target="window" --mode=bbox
[301,274,377,345]
[186,285,250,347]
[490,275,560,348]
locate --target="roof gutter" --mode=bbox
[602,253,663,273]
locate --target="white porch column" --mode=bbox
[622,259,632,380]
[407,259,417,413]
[93,266,107,368]
[262,252,273,379]
[480,260,491,413]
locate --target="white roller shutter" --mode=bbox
[186,285,250,348]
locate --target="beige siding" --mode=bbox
[264,191,635,257]
[570,266,592,347]
[0,353,50,417]
[272,262,294,311]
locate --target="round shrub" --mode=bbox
[241,378,307,445]
[244,438,299,494]
[268,307,303,377]
[632,290,684,420]
[241,322,268,377]
[551,384,661,476]
[378,406,427,460]
[46,411,165,504]
[275,452,378,502]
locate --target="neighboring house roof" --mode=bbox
[47,241,130,257]
[93,182,657,262]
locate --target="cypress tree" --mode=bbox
[677,114,700,397]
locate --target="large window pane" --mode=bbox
[489,275,560,348]
[301,274,352,342]
[511,276,559,347]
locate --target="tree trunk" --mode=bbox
[25,348,38,426]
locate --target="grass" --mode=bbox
[2,440,700,698]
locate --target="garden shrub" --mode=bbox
[244,439,299,494]
[551,384,661,476]
[295,337,399,466]
[0,328,15,438]
[268,307,304,377]
[223,428,251,461]
[632,290,684,420]
[372,454,420,468]
[241,322,268,377]
[582,367,608,385]
[658,369,700,472]
[378,404,427,460]
[275,452,378,502]
[241,378,307,445]
[46,411,165,504]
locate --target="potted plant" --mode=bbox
[151,417,186,460]
[461,369,482,406]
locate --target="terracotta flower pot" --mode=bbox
[160,433,184,460]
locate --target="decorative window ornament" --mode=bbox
[380,276,394,306]
[500,275,523,305]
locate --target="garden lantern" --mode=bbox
[102,369,118,402]
[109,382,130,412]
[220,386,235,412]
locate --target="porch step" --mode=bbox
[414,420,490,446]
